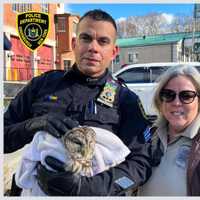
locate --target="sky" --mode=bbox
[65,3,195,23]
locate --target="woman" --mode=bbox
[139,64,200,196]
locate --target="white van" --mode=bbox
[113,62,200,120]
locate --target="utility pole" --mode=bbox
[192,6,195,61]
[193,4,200,61]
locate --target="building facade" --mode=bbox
[54,13,79,70]
[114,32,200,72]
[3,3,62,81]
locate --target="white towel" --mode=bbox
[15,127,130,196]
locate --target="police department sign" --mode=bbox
[17,11,49,51]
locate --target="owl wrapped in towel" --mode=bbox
[61,126,96,176]
[15,126,130,196]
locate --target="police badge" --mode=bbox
[176,144,191,169]
[97,78,118,107]
[17,11,49,51]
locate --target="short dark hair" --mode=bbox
[78,9,117,32]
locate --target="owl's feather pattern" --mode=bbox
[61,126,96,176]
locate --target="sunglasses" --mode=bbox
[160,89,199,104]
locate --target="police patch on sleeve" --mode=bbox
[143,126,152,142]
[114,176,135,189]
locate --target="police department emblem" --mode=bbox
[97,79,118,107]
[17,11,49,51]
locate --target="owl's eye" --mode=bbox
[71,138,83,147]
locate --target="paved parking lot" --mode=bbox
[4,147,25,194]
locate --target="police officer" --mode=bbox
[4,9,152,196]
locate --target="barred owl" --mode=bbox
[61,126,96,176]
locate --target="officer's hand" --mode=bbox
[46,155,66,172]
[24,113,79,138]
[37,156,81,196]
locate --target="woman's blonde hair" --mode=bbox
[153,64,200,115]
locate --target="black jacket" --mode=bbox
[4,65,152,195]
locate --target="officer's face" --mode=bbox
[72,17,119,77]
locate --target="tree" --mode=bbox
[116,12,194,38]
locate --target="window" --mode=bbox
[149,66,169,82]
[113,55,120,64]
[12,4,32,12]
[64,60,71,71]
[128,52,138,63]
[41,4,49,13]
[134,53,138,63]
[128,53,133,63]
[56,17,66,32]
[117,67,148,83]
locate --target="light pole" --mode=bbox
[193,4,200,61]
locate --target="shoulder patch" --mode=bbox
[114,176,135,189]
[97,78,119,107]
[143,126,152,142]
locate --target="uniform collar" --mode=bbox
[64,63,111,86]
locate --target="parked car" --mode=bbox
[113,62,200,121]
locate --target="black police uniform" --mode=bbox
[4,64,152,195]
